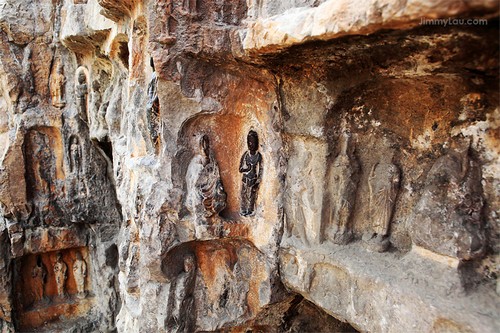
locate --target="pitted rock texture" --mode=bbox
[0,0,499,332]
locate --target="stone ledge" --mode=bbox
[243,0,499,53]
[9,226,88,258]
[279,239,498,333]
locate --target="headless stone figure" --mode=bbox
[31,255,47,303]
[239,130,263,216]
[73,252,87,298]
[53,252,67,298]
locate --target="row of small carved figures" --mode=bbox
[28,252,87,304]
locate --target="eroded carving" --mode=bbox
[239,130,263,217]
[364,153,400,252]
[185,135,226,229]
[322,132,360,245]
[69,136,82,174]
[166,255,196,333]
[73,251,87,298]
[50,60,66,108]
[409,138,486,260]
[76,69,89,122]
[53,252,67,298]
[24,129,60,226]
[31,255,47,303]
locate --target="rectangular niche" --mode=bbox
[13,247,92,331]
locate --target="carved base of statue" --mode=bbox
[363,233,390,253]
[326,226,353,245]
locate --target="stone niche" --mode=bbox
[161,238,272,332]
[12,247,91,331]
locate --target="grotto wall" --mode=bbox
[0,0,499,332]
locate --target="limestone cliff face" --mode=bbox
[0,1,498,332]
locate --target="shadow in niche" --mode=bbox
[118,42,129,70]
[278,295,359,333]
[92,137,113,163]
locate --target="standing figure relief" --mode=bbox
[53,252,68,299]
[50,60,66,108]
[31,255,47,304]
[76,69,89,123]
[322,132,360,245]
[239,130,263,217]
[73,251,87,299]
[364,152,401,252]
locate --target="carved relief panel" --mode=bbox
[13,247,91,330]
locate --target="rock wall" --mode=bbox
[0,0,498,332]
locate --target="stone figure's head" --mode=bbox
[247,130,258,152]
[78,71,87,84]
[183,255,195,273]
[75,252,83,260]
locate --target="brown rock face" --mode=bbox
[0,0,498,332]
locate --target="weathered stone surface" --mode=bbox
[243,0,499,53]
[0,0,498,332]
[279,243,499,333]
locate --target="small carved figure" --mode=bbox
[322,132,360,244]
[90,80,102,126]
[166,255,196,333]
[50,61,66,108]
[146,58,160,151]
[53,252,67,298]
[186,135,226,223]
[31,255,47,303]
[239,130,263,216]
[364,153,400,252]
[69,136,82,174]
[76,70,88,122]
[73,252,87,298]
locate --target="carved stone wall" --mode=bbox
[0,0,498,332]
